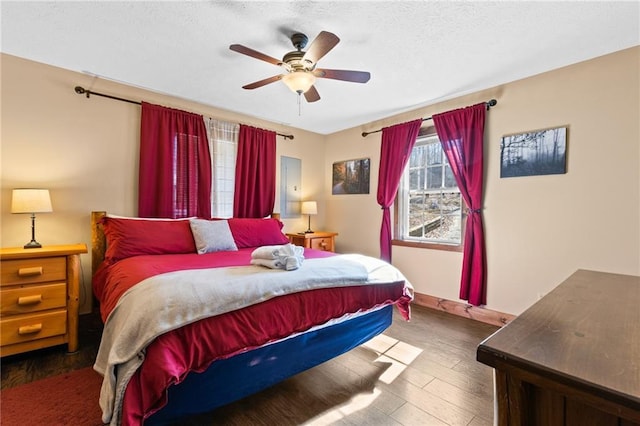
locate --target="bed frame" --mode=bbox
[90,211,395,425]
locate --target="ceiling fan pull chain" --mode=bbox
[298,93,302,116]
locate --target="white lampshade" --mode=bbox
[11,189,53,214]
[301,201,317,215]
[282,71,316,94]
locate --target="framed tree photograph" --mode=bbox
[500,126,568,178]
[332,158,370,194]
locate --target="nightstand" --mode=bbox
[0,243,88,356]
[287,232,338,253]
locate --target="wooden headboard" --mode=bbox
[90,211,282,277]
[91,211,107,277]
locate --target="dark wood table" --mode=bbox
[477,269,640,425]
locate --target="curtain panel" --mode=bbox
[233,125,276,218]
[139,102,212,218]
[377,119,422,262]
[433,103,487,306]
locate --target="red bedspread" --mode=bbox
[93,248,412,425]
[94,248,335,322]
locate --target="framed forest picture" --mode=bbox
[332,158,370,194]
[500,126,568,178]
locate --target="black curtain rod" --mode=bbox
[74,86,295,140]
[361,99,497,138]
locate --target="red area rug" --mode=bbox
[0,367,104,426]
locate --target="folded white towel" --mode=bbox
[251,244,304,270]
[285,256,303,271]
[251,245,285,260]
[250,258,285,269]
[275,244,303,258]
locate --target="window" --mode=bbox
[395,132,463,250]
[208,119,239,218]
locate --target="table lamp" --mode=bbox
[11,189,53,249]
[301,201,317,234]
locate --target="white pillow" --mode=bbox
[189,219,238,254]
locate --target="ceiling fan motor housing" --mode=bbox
[284,33,314,71]
[283,51,312,70]
[291,33,308,50]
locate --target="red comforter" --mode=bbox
[93,248,412,425]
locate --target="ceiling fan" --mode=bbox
[229,31,370,103]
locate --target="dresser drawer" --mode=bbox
[1,310,67,346]
[310,237,333,251]
[1,283,67,316]
[1,257,66,286]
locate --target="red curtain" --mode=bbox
[139,102,212,218]
[433,103,487,306]
[233,125,276,218]
[377,119,422,262]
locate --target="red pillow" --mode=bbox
[227,218,289,248]
[102,216,196,262]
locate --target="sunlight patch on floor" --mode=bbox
[304,388,383,425]
[361,333,398,354]
[375,354,409,384]
[305,333,424,424]
[384,340,423,365]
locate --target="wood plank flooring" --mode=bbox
[0,305,499,425]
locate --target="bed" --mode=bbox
[90,211,413,425]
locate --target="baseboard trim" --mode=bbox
[413,292,515,327]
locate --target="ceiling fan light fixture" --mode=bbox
[282,71,316,94]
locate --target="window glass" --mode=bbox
[397,133,462,247]
[208,120,239,218]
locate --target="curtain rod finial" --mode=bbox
[487,99,497,108]
[74,86,91,98]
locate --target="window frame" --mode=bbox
[392,127,465,252]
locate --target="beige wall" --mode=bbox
[2,47,639,316]
[1,54,325,313]
[325,46,640,315]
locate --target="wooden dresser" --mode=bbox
[287,232,338,253]
[0,244,88,356]
[477,270,640,425]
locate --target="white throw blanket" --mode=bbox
[250,244,304,270]
[95,254,411,425]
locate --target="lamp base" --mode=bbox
[24,240,42,249]
[304,215,314,234]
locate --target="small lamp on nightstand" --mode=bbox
[11,189,53,249]
[301,201,317,234]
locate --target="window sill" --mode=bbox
[391,239,463,253]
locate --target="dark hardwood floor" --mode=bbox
[0,305,498,425]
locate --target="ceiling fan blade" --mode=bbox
[230,44,282,66]
[304,86,320,103]
[303,31,340,64]
[242,75,283,90]
[313,68,371,83]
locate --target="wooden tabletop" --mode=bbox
[286,232,338,239]
[0,243,88,259]
[477,269,640,409]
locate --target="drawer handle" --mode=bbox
[18,267,43,277]
[18,295,43,306]
[18,323,43,335]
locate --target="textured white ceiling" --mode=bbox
[2,1,638,135]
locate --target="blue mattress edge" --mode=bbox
[146,305,393,425]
